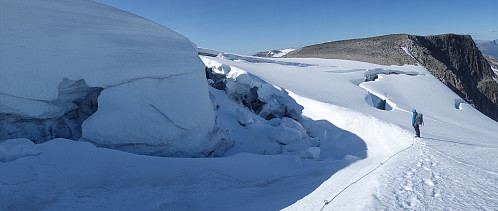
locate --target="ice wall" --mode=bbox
[0,0,216,157]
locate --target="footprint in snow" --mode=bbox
[432,173,441,179]
[403,184,413,191]
[432,188,441,198]
[420,141,427,147]
[404,171,413,178]
[424,178,435,186]
[403,181,414,191]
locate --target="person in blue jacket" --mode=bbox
[412,109,420,138]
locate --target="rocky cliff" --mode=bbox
[285,34,498,121]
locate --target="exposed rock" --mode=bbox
[285,34,416,66]
[285,34,498,121]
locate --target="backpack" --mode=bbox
[415,113,423,125]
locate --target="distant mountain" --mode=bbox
[253,48,295,58]
[285,34,498,121]
[476,39,498,58]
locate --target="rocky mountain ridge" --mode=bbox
[285,34,498,121]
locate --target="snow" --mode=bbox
[197,47,223,57]
[82,74,215,156]
[272,48,296,57]
[2,2,498,210]
[217,52,311,67]
[493,67,498,83]
[0,139,42,163]
[0,0,216,156]
[0,138,305,210]
[3,42,498,209]
[401,47,420,64]
[0,0,201,102]
[200,53,498,210]
[269,124,303,145]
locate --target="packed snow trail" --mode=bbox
[320,137,415,211]
[372,136,498,210]
[280,93,414,210]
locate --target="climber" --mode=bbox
[412,109,423,138]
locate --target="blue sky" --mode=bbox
[94,0,498,54]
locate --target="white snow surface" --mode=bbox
[2,6,498,210]
[82,74,215,156]
[493,67,498,83]
[0,0,215,156]
[0,0,202,101]
[272,48,296,57]
[202,54,498,210]
[3,46,498,210]
[197,47,223,56]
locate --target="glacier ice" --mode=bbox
[204,58,332,159]
[0,79,101,143]
[0,0,218,157]
[82,74,216,157]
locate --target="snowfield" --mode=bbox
[3,50,497,210]
[1,1,498,210]
[201,53,498,210]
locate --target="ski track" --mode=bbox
[371,138,498,210]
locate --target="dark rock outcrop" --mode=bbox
[285,34,498,121]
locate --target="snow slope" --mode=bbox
[0,0,216,156]
[3,46,497,210]
[203,52,498,210]
[200,53,498,210]
[1,2,497,209]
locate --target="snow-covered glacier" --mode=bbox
[0,0,218,156]
[2,1,498,210]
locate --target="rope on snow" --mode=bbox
[320,137,415,211]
